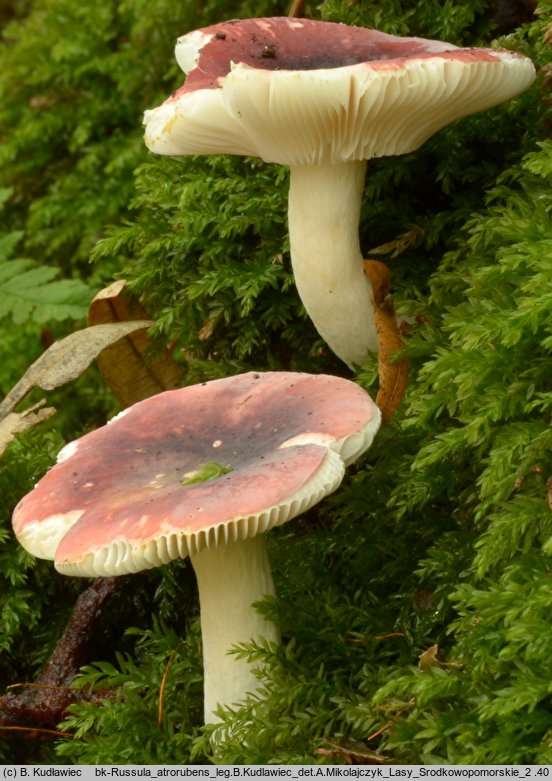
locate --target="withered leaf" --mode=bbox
[0,400,56,457]
[368,226,424,259]
[418,643,441,672]
[0,321,151,420]
[364,259,410,422]
[88,280,182,407]
[418,643,462,672]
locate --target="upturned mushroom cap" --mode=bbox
[143,18,535,370]
[12,372,381,577]
[144,17,535,165]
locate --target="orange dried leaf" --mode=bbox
[88,280,183,407]
[364,259,409,421]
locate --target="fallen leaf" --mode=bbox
[364,259,409,421]
[418,644,441,671]
[413,589,436,612]
[368,226,424,258]
[0,321,151,420]
[418,643,462,672]
[198,315,220,341]
[0,400,56,457]
[88,280,182,406]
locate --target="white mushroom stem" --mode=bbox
[287,160,378,368]
[190,534,280,723]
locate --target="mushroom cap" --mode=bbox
[12,372,381,577]
[144,17,535,166]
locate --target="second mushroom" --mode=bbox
[144,17,535,369]
[12,371,381,723]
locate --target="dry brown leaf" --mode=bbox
[364,259,409,422]
[198,316,219,341]
[0,321,151,420]
[88,280,182,407]
[418,644,441,672]
[547,476,552,511]
[88,280,147,324]
[368,227,424,259]
[0,401,56,457]
[418,643,462,672]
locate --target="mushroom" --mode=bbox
[12,371,381,722]
[143,17,535,369]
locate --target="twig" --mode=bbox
[157,645,181,728]
[288,0,305,18]
[0,577,122,733]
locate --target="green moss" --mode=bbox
[0,0,550,766]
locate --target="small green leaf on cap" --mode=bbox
[181,461,234,485]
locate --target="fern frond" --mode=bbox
[0,257,93,324]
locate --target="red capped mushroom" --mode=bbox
[144,17,535,368]
[12,372,381,722]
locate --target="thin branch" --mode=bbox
[0,577,122,733]
[287,0,305,18]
